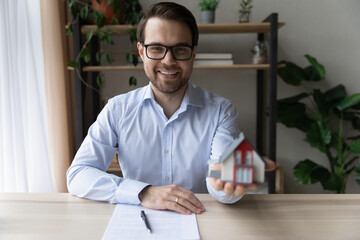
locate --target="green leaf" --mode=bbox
[105,53,113,64]
[65,25,73,36]
[294,159,326,184]
[126,52,134,65]
[80,48,90,63]
[79,48,88,58]
[310,166,331,186]
[67,61,79,68]
[278,61,306,86]
[313,89,330,116]
[111,17,119,25]
[126,28,137,44]
[303,66,323,81]
[305,121,331,153]
[86,29,94,42]
[277,92,309,104]
[325,84,346,103]
[94,10,106,29]
[100,53,107,64]
[355,162,360,185]
[276,94,314,132]
[96,75,104,87]
[322,174,343,192]
[129,76,137,86]
[305,54,326,80]
[96,52,100,63]
[336,94,360,111]
[80,6,89,20]
[69,0,75,9]
[350,139,360,154]
[96,29,105,39]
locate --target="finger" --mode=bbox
[234,184,246,196]
[264,157,276,171]
[176,197,204,214]
[166,201,192,215]
[174,188,205,212]
[213,178,225,191]
[247,183,259,190]
[223,182,235,196]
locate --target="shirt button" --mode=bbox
[165,176,169,181]
[164,150,169,154]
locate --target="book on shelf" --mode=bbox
[195,53,232,60]
[194,59,234,66]
[138,53,234,66]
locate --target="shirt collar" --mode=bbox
[141,82,204,108]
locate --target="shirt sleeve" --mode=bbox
[206,100,244,204]
[66,100,149,205]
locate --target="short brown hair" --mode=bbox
[136,2,199,46]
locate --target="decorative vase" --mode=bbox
[91,0,127,24]
[251,40,267,64]
[239,10,251,23]
[200,10,215,24]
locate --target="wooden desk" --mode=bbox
[1,193,359,240]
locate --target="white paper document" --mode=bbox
[102,204,200,240]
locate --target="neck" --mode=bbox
[151,83,188,119]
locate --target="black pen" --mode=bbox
[140,210,152,233]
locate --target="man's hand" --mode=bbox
[208,158,276,197]
[138,184,206,215]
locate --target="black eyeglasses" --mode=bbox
[142,43,194,61]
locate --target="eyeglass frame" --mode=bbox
[141,43,195,61]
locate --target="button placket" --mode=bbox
[162,122,173,185]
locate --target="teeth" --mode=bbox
[160,71,177,75]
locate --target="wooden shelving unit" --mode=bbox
[81,22,285,35]
[71,14,285,192]
[78,63,285,72]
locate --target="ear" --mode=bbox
[192,45,197,59]
[137,42,145,61]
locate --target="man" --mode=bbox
[67,2,275,215]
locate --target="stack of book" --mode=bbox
[194,53,233,66]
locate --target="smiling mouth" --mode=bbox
[158,70,178,75]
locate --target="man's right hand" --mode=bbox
[138,184,206,215]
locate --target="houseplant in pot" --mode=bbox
[64,0,143,87]
[239,0,253,23]
[198,0,219,24]
[276,54,360,193]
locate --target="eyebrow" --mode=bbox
[145,42,192,47]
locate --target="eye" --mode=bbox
[175,47,188,53]
[148,46,165,53]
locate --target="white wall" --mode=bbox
[102,0,360,193]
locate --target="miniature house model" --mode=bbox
[208,133,266,184]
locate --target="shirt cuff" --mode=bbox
[206,177,243,204]
[113,179,150,205]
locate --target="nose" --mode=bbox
[161,49,176,65]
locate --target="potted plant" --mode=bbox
[64,0,143,87]
[276,54,360,193]
[239,0,253,23]
[198,0,219,24]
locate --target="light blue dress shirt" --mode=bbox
[67,83,242,204]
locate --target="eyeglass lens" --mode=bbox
[146,45,192,60]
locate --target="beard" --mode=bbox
[150,76,189,95]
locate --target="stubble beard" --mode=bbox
[150,77,189,95]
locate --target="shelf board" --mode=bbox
[81,22,285,35]
[73,64,285,72]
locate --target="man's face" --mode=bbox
[138,17,196,95]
